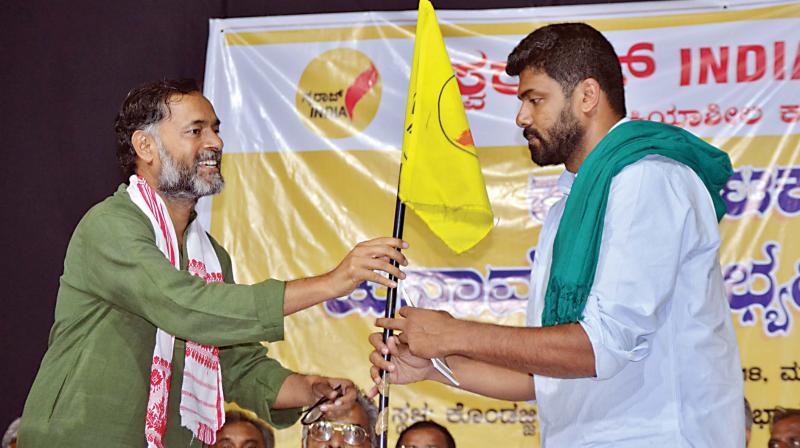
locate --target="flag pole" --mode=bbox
[376,0,492,443]
[377,176,406,448]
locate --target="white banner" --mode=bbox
[205,0,799,156]
[203,2,800,447]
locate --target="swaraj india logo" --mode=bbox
[295,48,381,139]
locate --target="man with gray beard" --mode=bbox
[19,79,408,447]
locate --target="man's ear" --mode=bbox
[132,129,156,164]
[577,78,601,114]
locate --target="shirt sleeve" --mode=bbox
[211,231,302,427]
[578,157,700,380]
[219,343,302,428]
[77,207,285,347]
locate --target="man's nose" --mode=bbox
[325,435,346,448]
[516,104,533,129]
[205,130,223,152]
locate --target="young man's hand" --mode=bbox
[375,306,459,360]
[366,332,435,399]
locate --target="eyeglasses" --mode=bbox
[300,385,343,425]
[307,420,370,446]
[768,439,800,448]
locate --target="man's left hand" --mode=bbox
[309,376,356,419]
[375,306,459,360]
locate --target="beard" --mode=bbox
[157,143,224,200]
[523,104,585,167]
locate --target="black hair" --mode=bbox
[223,410,275,448]
[113,78,201,177]
[396,420,456,448]
[773,407,800,428]
[506,22,626,117]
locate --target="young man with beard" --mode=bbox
[19,79,408,447]
[369,23,744,446]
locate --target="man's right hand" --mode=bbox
[325,237,408,298]
[366,332,434,399]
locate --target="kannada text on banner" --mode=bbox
[201,2,800,446]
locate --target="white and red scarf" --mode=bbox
[127,175,225,447]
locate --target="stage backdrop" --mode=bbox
[202,1,800,446]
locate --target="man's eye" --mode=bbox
[188,128,201,135]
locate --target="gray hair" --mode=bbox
[2,418,20,448]
[302,392,379,448]
[744,398,753,431]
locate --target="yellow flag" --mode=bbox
[399,0,494,254]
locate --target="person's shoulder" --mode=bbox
[205,232,234,280]
[610,155,714,221]
[621,153,693,175]
[78,184,149,230]
[614,154,703,192]
[206,232,232,259]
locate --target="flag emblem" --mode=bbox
[398,0,494,253]
[295,48,382,139]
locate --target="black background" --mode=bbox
[1,0,642,431]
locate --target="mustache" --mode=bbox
[523,127,544,142]
[196,150,221,162]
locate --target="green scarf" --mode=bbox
[541,119,732,326]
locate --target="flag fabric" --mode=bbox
[398,0,494,254]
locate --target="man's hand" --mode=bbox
[369,315,541,402]
[283,237,408,315]
[366,332,434,399]
[307,376,357,419]
[274,374,355,414]
[375,307,459,360]
[325,237,409,298]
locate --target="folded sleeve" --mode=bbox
[77,207,285,346]
[579,158,694,380]
[220,343,302,428]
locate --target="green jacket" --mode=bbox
[19,185,301,447]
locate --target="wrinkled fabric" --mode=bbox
[19,184,301,447]
[542,120,732,326]
[528,155,744,447]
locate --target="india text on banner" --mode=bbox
[202,2,800,447]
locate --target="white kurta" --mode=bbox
[527,154,744,447]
